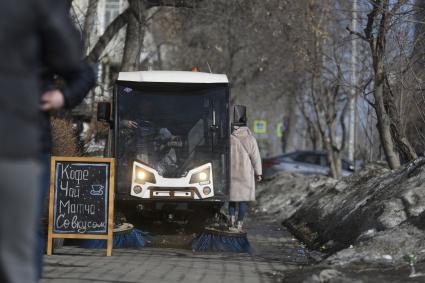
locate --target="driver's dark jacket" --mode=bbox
[0,0,90,158]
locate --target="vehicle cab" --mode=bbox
[99,71,230,222]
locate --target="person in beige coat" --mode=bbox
[229,117,262,231]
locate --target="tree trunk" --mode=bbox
[83,0,99,54]
[364,0,415,169]
[309,125,321,151]
[282,94,297,153]
[384,85,418,163]
[324,139,341,178]
[78,0,99,151]
[373,67,401,168]
[121,0,146,71]
[146,0,197,8]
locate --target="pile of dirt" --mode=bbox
[256,172,332,221]
[256,158,425,266]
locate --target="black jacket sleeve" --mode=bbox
[62,64,96,109]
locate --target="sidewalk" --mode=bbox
[41,215,308,283]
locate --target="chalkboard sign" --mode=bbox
[47,156,115,256]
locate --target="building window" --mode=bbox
[104,0,120,26]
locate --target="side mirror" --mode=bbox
[97,102,111,123]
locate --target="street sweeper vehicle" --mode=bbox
[98,71,231,226]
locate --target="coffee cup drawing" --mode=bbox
[90,184,104,196]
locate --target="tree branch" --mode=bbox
[390,0,408,15]
[82,0,99,53]
[145,0,199,8]
[339,99,349,152]
[346,26,368,41]
[364,1,379,52]
[86,8,131,63]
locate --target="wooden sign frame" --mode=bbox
[47,156,115,256]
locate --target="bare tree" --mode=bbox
[290,0,350,178]
[121,0,146,71]
[357,0,417,168]
[87,8,131,64]
[85,0,200,65]
[82,0,99,53]
[70,0,424,164]
[281,92,298,153]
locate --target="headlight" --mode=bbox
[190,168,210,184]
[134,167,156,184]
[199,172,208,181]
[137,171,146,180]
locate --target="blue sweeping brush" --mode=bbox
[192,224,252,253]
[80,223,145,249]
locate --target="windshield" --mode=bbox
[114,82,229,198]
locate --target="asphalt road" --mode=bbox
[41,214,309,283]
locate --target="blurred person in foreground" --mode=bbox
[36,57,96,280]
[229,106,262,232]
[0,1,92,282]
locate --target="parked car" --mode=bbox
[262,150,355,178]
